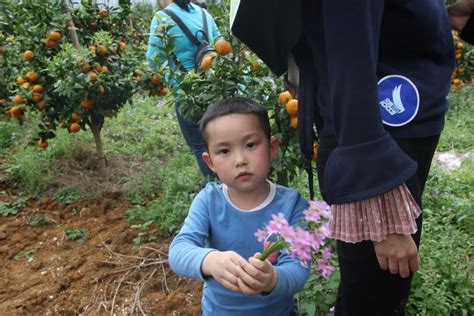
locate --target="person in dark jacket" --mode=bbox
[232,1,456,315]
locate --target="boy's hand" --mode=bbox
[373,234,419,278]
[201,250,248,293]
[237,252,277,296]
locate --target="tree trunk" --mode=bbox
[62,1,81,49]
[88,115,107,176]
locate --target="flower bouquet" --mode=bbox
[255,199,335,277]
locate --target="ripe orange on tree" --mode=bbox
[119,41,127,50]
[99,66,108,74]
[201,52,217,72]
[97,45,108,57]
[80,62,91,73]
[13,95,26,104]
[38,139,48,149]
[151,74,163,85]
[88,72,98,81]
[43,38,57,48]
[290,116,298,129]
[32,84,44,94]
[93,62,102,72]
[156,86,169,96]
[285,99,298,117]
[23,50,35,61]
[278,91,292,105]
[26,71,39,82]
[251,62,260,73]
[71,112,82,122]
[49,31,61,41]
[452,78,461,85]
[10,106,23,118]
[69,122,81,133]
[99,9,109,17]
[31,94,42,104]
[16,76,26,85]
[215,39,232,56]
[81,99,95,109]
[22,82,32,90]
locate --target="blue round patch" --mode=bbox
[378,75,419,127]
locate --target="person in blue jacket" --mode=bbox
[169,97,310,315]
[146,0,220,181]
[232,1,455,315]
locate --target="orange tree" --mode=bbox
[144,3,306,186]
[451,31,474,87]
[0,0,152,174]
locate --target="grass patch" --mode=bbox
[438,86,474,151]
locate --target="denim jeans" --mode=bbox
[175,103,214,180]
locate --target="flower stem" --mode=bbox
[260,239,285,261]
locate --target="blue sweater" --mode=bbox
[169,182,310,315]
[146,3,220,71]
[296,0,455,204]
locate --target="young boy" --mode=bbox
[169,97,310,315]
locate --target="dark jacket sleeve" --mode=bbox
[319,1,416,203]
[231,0,301,76]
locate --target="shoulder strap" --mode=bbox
[163,8,201,47]
[201,7,209,40]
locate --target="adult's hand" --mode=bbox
[448,0,474,31]
[373,234,419,278]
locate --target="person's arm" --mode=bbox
[320,1,419,277]
[320,1,416,204]
[168,188,248,293]
[448,0,474,44]
[448,0,474,31]
[146,14,161,67]
[146,12,174,67]
[168,190,217,280]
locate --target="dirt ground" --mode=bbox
[0,179,203,315]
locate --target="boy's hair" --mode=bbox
[200,97,271,147]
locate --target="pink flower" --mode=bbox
[266,213,290,235]
[257,198,335,277]
[308,200,332,220]
[255,229,268,242]
[317,258,335,278]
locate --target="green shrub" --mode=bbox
[65,228,87,244]
[126,152,201,237]
[3,146,53,194]
[406,164,473,315]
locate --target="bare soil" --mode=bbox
[0,180,202,315]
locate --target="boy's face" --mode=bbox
[202,113,279,197]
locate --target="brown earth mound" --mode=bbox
[0,186,202,315]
